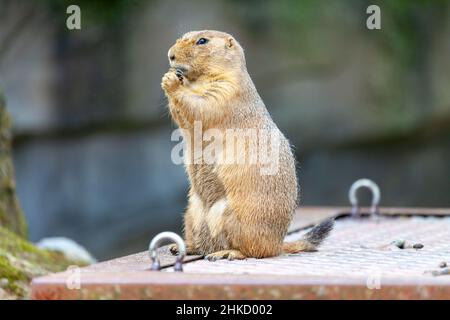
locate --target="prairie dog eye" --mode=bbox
[196,38,209,45]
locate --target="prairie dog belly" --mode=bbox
[189,191,230,254]
[189,192,228,236]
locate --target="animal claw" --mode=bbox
[175,68,184,81]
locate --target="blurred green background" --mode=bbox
[0,0,449,260]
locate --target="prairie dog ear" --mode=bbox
[226,37,234,48]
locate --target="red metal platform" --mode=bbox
[31,207,450,299]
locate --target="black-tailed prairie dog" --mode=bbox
[161,30,333,261]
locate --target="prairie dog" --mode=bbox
[161,30,333,260]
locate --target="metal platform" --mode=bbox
[31,206,450,299]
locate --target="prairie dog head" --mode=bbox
[167,30,245,81]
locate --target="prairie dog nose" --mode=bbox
[168,47,176,62]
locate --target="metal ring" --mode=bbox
[348,179,381,217]
[148,231,186,272]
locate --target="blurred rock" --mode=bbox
[0,226,83,299]
[36,237,96,264]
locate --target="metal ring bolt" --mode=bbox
[348,178,381,217]
[148,231,186,272]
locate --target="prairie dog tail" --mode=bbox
[282,218,334,253]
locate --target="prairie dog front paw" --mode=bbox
[161,70,183,93]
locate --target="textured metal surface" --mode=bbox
[164,215,450,278]
[31,272,450,300]
[75,246,202,273]
[53,206,330,274]
[31,207,450,300]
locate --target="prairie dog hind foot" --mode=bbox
[205,249,246,261]
[168,243,198,256]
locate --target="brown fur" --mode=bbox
[162,30,331,260]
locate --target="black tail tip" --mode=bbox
[305,217,335,247]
